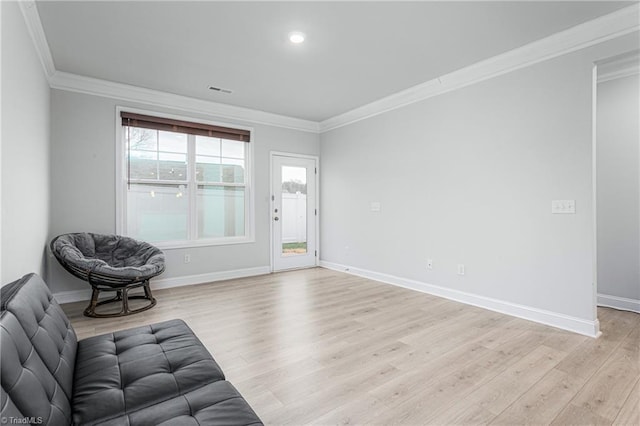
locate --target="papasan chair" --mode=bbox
[50,233,165,318]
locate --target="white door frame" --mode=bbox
[591,64,601,336]
[270,152,320,271]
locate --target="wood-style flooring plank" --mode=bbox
[613,379,640,426]
[60,267,640,425]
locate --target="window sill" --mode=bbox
[153,237,255,250]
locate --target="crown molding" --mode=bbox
[19,0,639,135]
[597,50,640,83]
[18,0,55,79]
[18,0,319,133]
[320,3,640,133]
[49,72,320,133]
[597,61,640,83]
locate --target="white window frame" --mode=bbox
[115,106,255,249]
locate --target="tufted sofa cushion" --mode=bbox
[1,274,263,426]
[1,273,77,425]
[82,381,263,426]
[1,309,73,425]
[1,274,78,399]
[72,320,226,424]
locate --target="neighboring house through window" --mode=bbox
[117,110,253,247]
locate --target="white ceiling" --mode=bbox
[36,1,632,122]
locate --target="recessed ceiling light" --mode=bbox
[288,31,305,44]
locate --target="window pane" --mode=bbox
[196,155,221,182]
[158,152,187,181]
[128,127,158,180]
[158,132,187,180]
[127,127,187,182]
[197,185,245,239]
[195,135,221,156]
[222,139,244,159]
[195,136,245,184]
[127,183,188,242]
[159,131,187,153]
[127,127,157,151]
[222,159,245,183]
[123,117,251,245]
[130,150,158,180]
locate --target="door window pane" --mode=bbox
[281,166,307,255]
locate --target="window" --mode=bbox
[119,111,252,246]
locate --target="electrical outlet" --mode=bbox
[427,259,433,270]
[551,200,576,214]
[184,254,191,264]
[457,264,465,276]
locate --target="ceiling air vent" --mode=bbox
[208,86,233,94]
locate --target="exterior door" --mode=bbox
[271,154,318,271]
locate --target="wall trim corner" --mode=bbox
[597,293,640,313]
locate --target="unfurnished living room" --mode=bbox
[1,1,639,425]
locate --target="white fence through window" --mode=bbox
[281,192,307,244]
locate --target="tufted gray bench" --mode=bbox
[0,273,263,426]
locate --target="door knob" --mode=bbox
[274,217,279,221]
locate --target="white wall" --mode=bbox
[48,89,320,294]
[320,33,639,335]
[596,73,640,307]
[1,1,51,284]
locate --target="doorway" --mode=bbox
[594,51,640,314]
[271,153,319,271]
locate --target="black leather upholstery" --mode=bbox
[1,274,76,425]
[1,274,263,426]
[2,274,78,399]
[86,381,263,426]
[73,320,226,424]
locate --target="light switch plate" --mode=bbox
[552,200,576,214]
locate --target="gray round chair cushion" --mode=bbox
[52,233,165,281]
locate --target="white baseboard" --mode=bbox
[598,293,640,313]
[320,260,600,338]
[53,266,271,304]
[54,288,93,304]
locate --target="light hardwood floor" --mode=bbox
[61,268,640,425]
